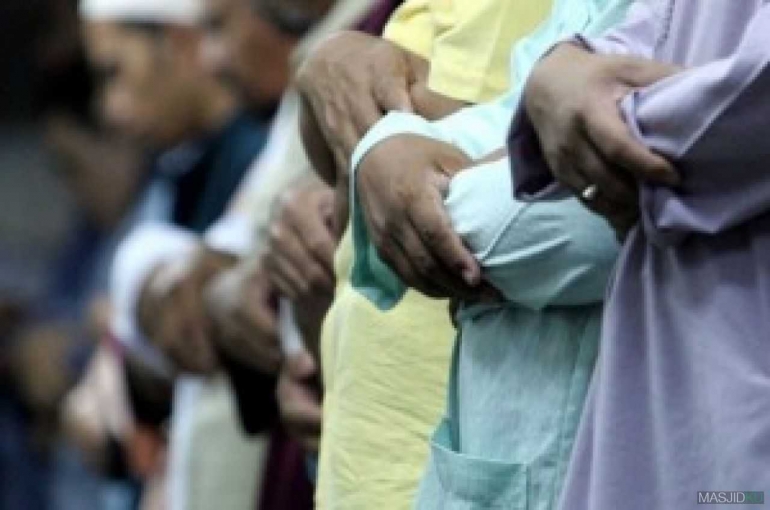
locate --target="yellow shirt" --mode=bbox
[316,1,553,508]
[384,0,553,103]
[317,230,455,508]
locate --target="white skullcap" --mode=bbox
[80,0,203,25]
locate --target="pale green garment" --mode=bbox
[348,0,631,506]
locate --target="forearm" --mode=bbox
[349,120,617,310]
[446,159,618,310]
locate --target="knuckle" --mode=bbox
[307,237,328,257]
[322,105,340,134]
[602,139,626,162]
[418,224,444,248]
[413,253,438,278]
[306,270,328,292]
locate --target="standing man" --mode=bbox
[80,0,289,508]
[514,0,770,507]
[295,1,555,507]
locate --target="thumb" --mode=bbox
[611,55,682,88]
[373,75,414,113]
[287,350,316,379]
[435,146,472,178]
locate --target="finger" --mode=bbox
[333,184,349,235]
[215,297,282,373]
[178,282,217,372]
[267,266,302,302]
[279,385,323,434]
[330,145,350,183]
[284,216,336,288]
[376,226,454,298]
[292,236,336,292]
[163,307,199,372]
[375,232,425,292]
[551,149,628,219]
[390,224,478,300]
[610,55,682,88]
[575,133,639,207]
[409,181,481,287]
[372,74,414,113]
[239,292,279,341]
[545,144,590,195]
[264,250,305,300]
[367,208,460,298]
[316,101,355,172]
[286,351,316,379]
[433,146,473,178]
[224,328,282,374]
[565,166,622,220]
[583,106,679,186]
[348,94,385,141]
[329,102,367,164]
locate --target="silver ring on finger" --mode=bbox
[581,184,599,202]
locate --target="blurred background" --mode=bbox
[0,1,163,508]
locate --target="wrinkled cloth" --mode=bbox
[315,0,561,508]
[510,1,770,508]
[345,0,633,506]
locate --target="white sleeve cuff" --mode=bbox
[204,213,253,257]
[350,111,442,172]
[110,224,199,368]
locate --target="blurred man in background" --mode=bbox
[79,0,285,509]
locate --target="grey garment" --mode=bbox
[511,0,770,509]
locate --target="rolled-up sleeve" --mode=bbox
[623,5,770,245]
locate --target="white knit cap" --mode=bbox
[80,0,203,25]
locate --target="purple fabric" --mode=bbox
[257,426,314,510]
[256,5,405,509]
[355,0,403,36]
[510,0,770,508]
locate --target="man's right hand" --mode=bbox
[205,259,282,375]
[137,248,233,375]
[357,134,493,300]
[523,43,682,221]
[263,179,337,303]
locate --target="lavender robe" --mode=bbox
[510,0,770,508]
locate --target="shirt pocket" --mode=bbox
[416,418,529,510]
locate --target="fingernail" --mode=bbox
[462,267,479,286]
